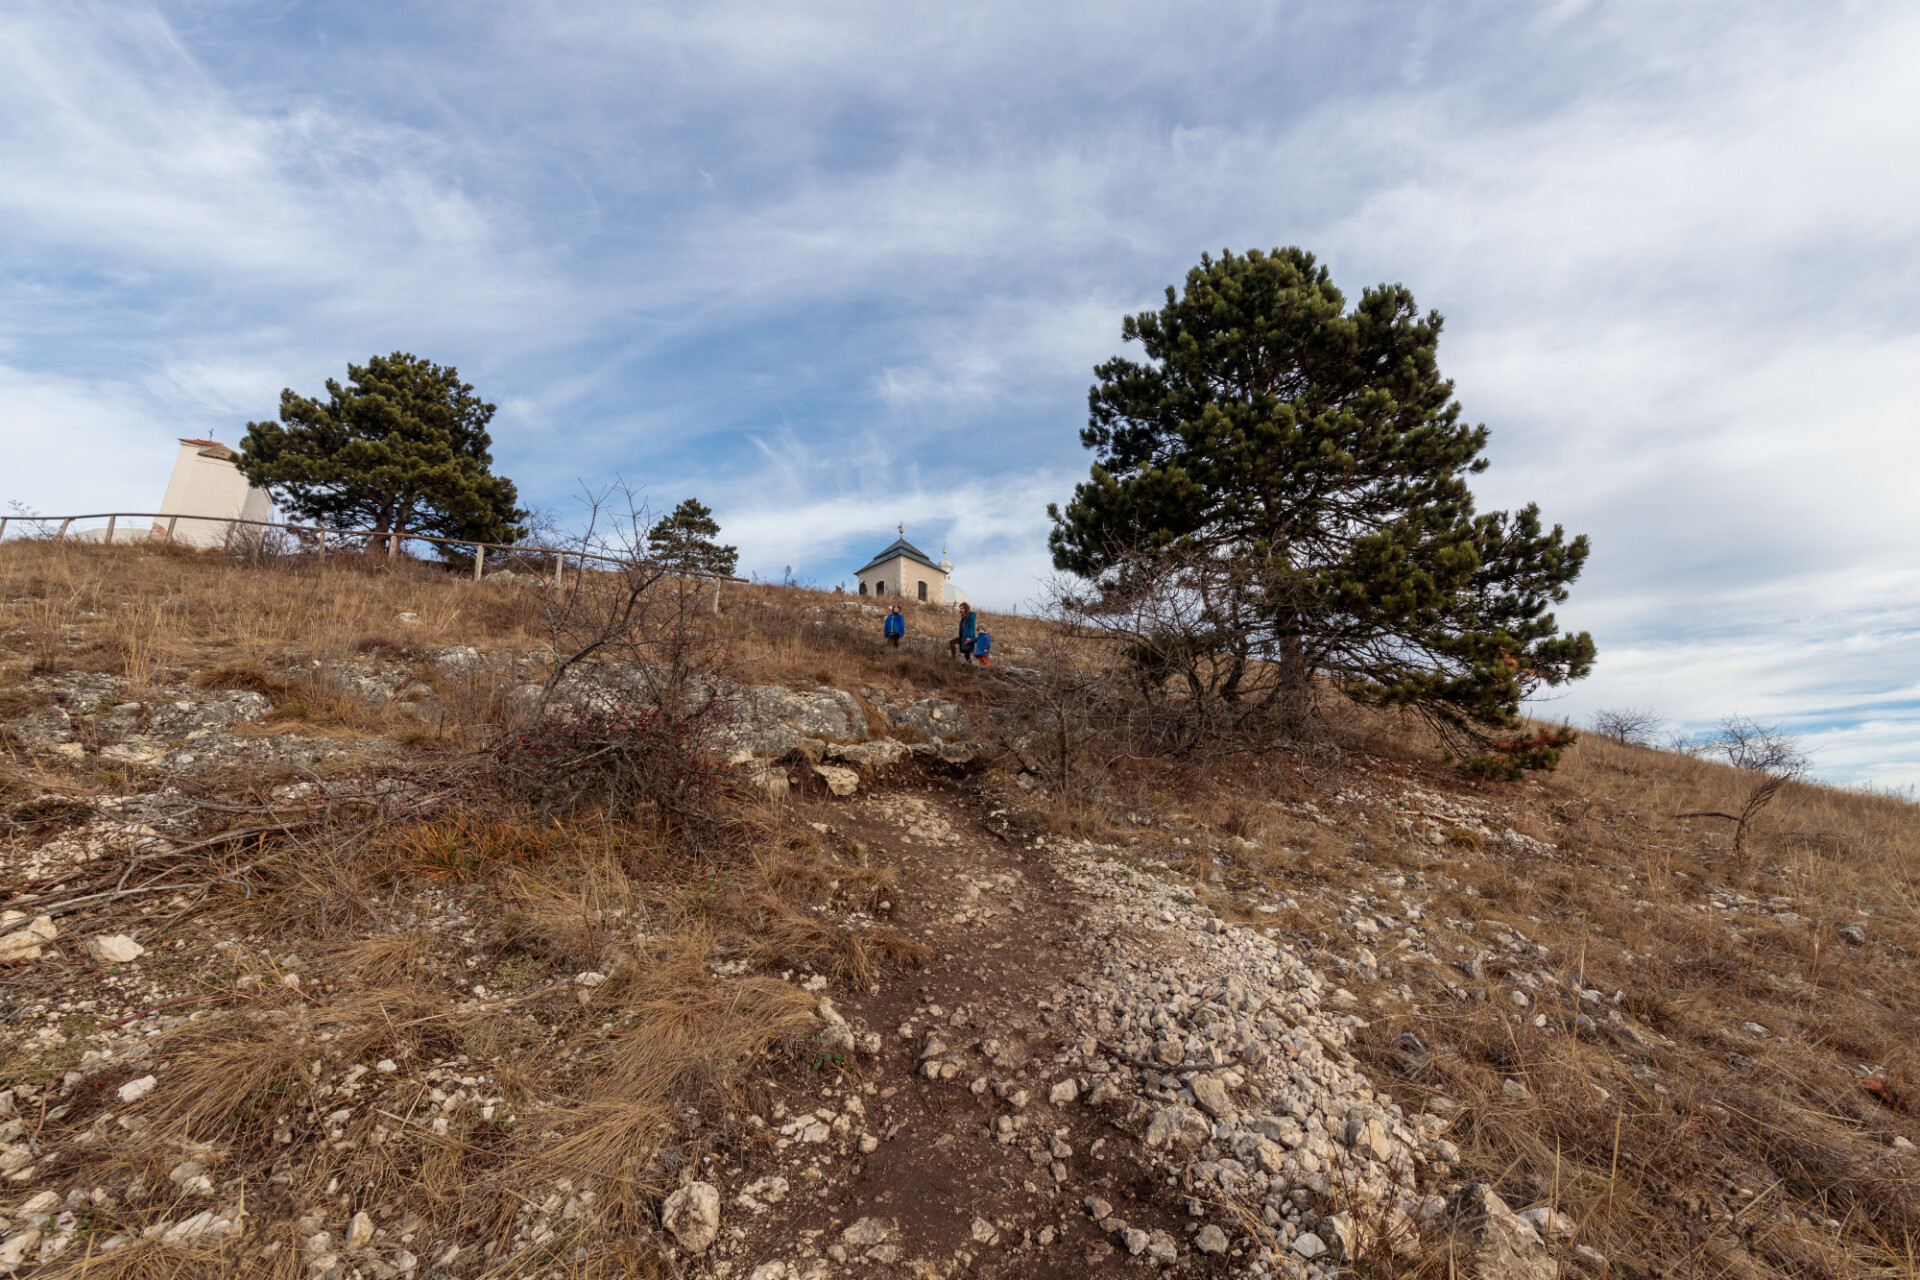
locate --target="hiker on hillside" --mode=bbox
[949,603,977,661]
[883,604,905,648]
[972,625,992,665]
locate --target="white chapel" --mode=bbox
[854,530,963,607]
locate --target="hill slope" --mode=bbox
[1,540,1917,1280]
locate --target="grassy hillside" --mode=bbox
[1,539,1916,1279]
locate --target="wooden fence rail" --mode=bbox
[0,511,745,594]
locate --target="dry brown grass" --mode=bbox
[15,539,1920,1276]
[1098,719,1920,1277]
[2,774,925,1274]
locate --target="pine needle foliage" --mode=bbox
[646,498,739,578]
[238,352,527,552]
[1048,247,1596,762]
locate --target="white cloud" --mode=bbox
[3,0,1919,785]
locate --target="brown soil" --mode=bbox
[727,776,1213,1277]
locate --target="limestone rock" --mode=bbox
[1345,1115,1395,1162]
[813,765,859,797]
[888,697,969,743]
[87,934,146,964]
[1143,1105,1211,1151]
[0,914,57,963]
[1443,1183,1555,1280]
[661,1182,721,1253]
[826,739,909,769]
[1517,1205,1575,1243]
[346,1211,375,1250]
[1191,1074,1233,1119]
[1195,1224,1229,1255]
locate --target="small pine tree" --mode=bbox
[646,499,739,578]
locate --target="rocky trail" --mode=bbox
[696,775,1500,1280]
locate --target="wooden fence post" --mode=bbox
[164,516,178,546]
[0,517,9,541]
[472,544,484,582]
[105,514,117,544]
[553,551,563,589]
[57,518,72,540]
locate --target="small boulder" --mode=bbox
[1442,1183,1555,1280]
[87,934,146,964]
[813,765,859,797]
[1194,1224,1229,1255]
[1190,1074,1233,1120]
[1143,1105,1211,1151]
[0,914,56,963]
[662,1182,721,1253]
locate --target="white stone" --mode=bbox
[1048,1079,1079,1106]
[345,1210,375,1250]
[0,915,57,963]
[661,1182,721,1253]
[86,935,146,964]
[1292,1231,1326,1258]
[0,1228,41,1267]
[813,765,859,797]
[118,1076,158,1103]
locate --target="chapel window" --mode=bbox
[876,581,886,596]
[918,581,928,601]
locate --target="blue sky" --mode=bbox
[4,1,1919,785]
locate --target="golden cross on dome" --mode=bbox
[898,522,904,537]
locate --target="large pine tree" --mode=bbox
[1048,247,1595,760]
[237,353,526,553]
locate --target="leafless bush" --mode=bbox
[1590,706,1662,746]
[1678,716,1811,854]
[496,482,738,833]
[990,629,1128,796]
[1042,548,1299,756]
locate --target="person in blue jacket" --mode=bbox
[883,604,905,648]
[971,626,992,665]
[949,604,977,661]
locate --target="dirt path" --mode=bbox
[716,776,1208,1279]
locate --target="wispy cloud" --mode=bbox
[2,0,1917,783]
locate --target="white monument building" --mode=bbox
[854,530,963,606]
[150,438,273,548]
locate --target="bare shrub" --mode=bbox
[1041,548,1295,758]
[1590,705,1662,746]
[990,627,1128,795]
[1676,716,1811,854]
[492,702,733,830]
[493,483,739,832]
